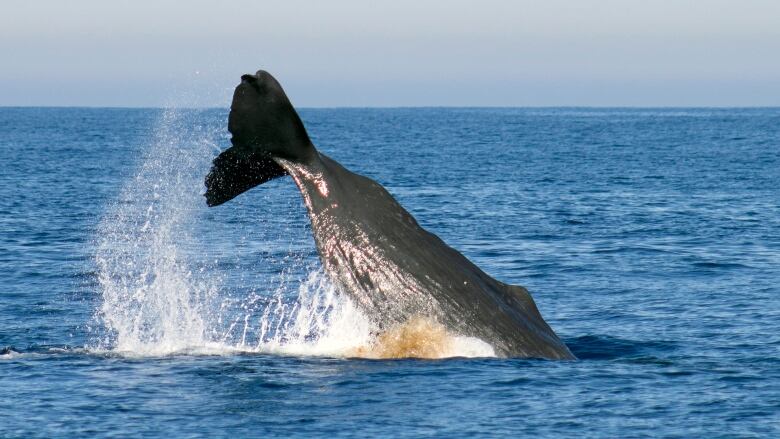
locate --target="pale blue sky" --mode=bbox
[2,0,779,107]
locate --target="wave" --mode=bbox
[566,334,677,360]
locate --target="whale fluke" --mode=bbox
[205,70,314,206]
[205,70,575,359]
[204,147,287,206]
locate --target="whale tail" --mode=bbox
[204,70,315,206]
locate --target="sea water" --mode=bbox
[1,107,778,437]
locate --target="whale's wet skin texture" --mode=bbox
[205,71,574,359]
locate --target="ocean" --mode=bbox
[1,107,778,437]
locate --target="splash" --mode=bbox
[94,108,222,355]
[93,107,495,359]
[254,272,495,358]
[0,347,22,359]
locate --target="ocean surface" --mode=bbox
[1,107,779,437]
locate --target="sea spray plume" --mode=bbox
[94,108,222,354]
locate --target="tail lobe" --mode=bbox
[204,147,287,206]
[205,70,314,206]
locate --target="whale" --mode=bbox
[204,70,574,359]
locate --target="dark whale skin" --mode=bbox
[205,70,574,360]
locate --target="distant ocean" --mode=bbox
[1,107,778,437]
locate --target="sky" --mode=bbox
[2,0,779,107]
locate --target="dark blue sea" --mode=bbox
[1,107,779,437]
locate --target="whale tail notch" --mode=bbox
[204,70,314,207]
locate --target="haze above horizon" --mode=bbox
[2,0,779,107]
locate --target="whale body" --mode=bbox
[205,70,574,359]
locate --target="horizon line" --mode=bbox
[2,104,780,110]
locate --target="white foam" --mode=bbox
[0,349,22,360]
[444,336,496,358]
[253,271,376,357]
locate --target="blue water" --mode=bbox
[1,107,779,437]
